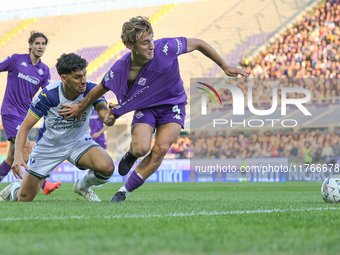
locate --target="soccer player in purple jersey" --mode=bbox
[0,31,61,194]
[59,16,249,202]
[89,110,109,149]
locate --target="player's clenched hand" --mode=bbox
[11,157,28,179]
[104,103,117,126]
[58,104,83,122]
[224,66,249,78]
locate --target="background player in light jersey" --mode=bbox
[0,31,61,195]
[89,110,109,149]
[59,16,249,203]
[0,53,115,202]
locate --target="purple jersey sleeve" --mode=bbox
[0,55,15,72]
[161,37,187,59]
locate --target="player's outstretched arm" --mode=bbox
[96,102,117,127]
[12,113,38,178]
[58,83,109,121]
[92,126,109,139]
[186,38,249,78]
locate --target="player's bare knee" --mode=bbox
[96,160,114,177]
[17,192,35,202]
[152,144,170,161]
[133,144,150,158]
[105,162,115,176]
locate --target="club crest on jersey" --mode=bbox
[38,69,43,75]
[105,73,109,81]
[135,111,144,119]
[138,78,147,86]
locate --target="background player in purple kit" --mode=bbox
[59,16,249,202]
[89,110,109,149]
[0,31,61,194]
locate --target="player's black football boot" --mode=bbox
[110,191,127,203]
[118,150,137,176]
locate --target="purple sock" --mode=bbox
[0,161,11,182]
[41,181,47,190]
[125,171,145,192]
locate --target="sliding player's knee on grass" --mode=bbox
[14,173,43,202]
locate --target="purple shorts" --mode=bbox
[94,137,107,149]
[2,114,24,141]
[131,103,186,129]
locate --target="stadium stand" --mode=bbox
[0,0,325,160]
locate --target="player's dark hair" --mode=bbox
[121,16,153,45]
[56,53,88,76]
[28,31,48,53]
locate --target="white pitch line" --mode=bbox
[0,207,340,222]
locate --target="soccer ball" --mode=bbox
[321,175,340,203]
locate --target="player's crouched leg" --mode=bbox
[8,171,45,202]
[74,146,114,202]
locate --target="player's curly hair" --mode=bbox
[121,16,153,45]
[28,31,48,53]
[56,53,88,76]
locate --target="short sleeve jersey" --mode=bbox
[29,81,106,146]
[101,37,187,119]
[0,54,50,117]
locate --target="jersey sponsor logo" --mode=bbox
[0,57,8,63]
[110,70,114,79]
[17,72,40,85]
[38,69,43,75]
[163,42,169,55]
[138,78,147,86]
[32,97,40,107]
[41,92,47,97]
[105,73,109,81]
[21,62,27,67]
[135,111,144,119]
[176,38,183,55]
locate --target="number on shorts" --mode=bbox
[172,105,180,114]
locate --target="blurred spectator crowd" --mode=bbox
[165,129,340,165]
[210,0,340,106]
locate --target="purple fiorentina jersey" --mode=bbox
[101,37,187,119]
[0,53,50,118]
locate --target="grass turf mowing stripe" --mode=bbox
[1,206,339,222]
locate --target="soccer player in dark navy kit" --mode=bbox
[59,16,249,202]
[0,31,61,194]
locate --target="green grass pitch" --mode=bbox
[0,181,339,255]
